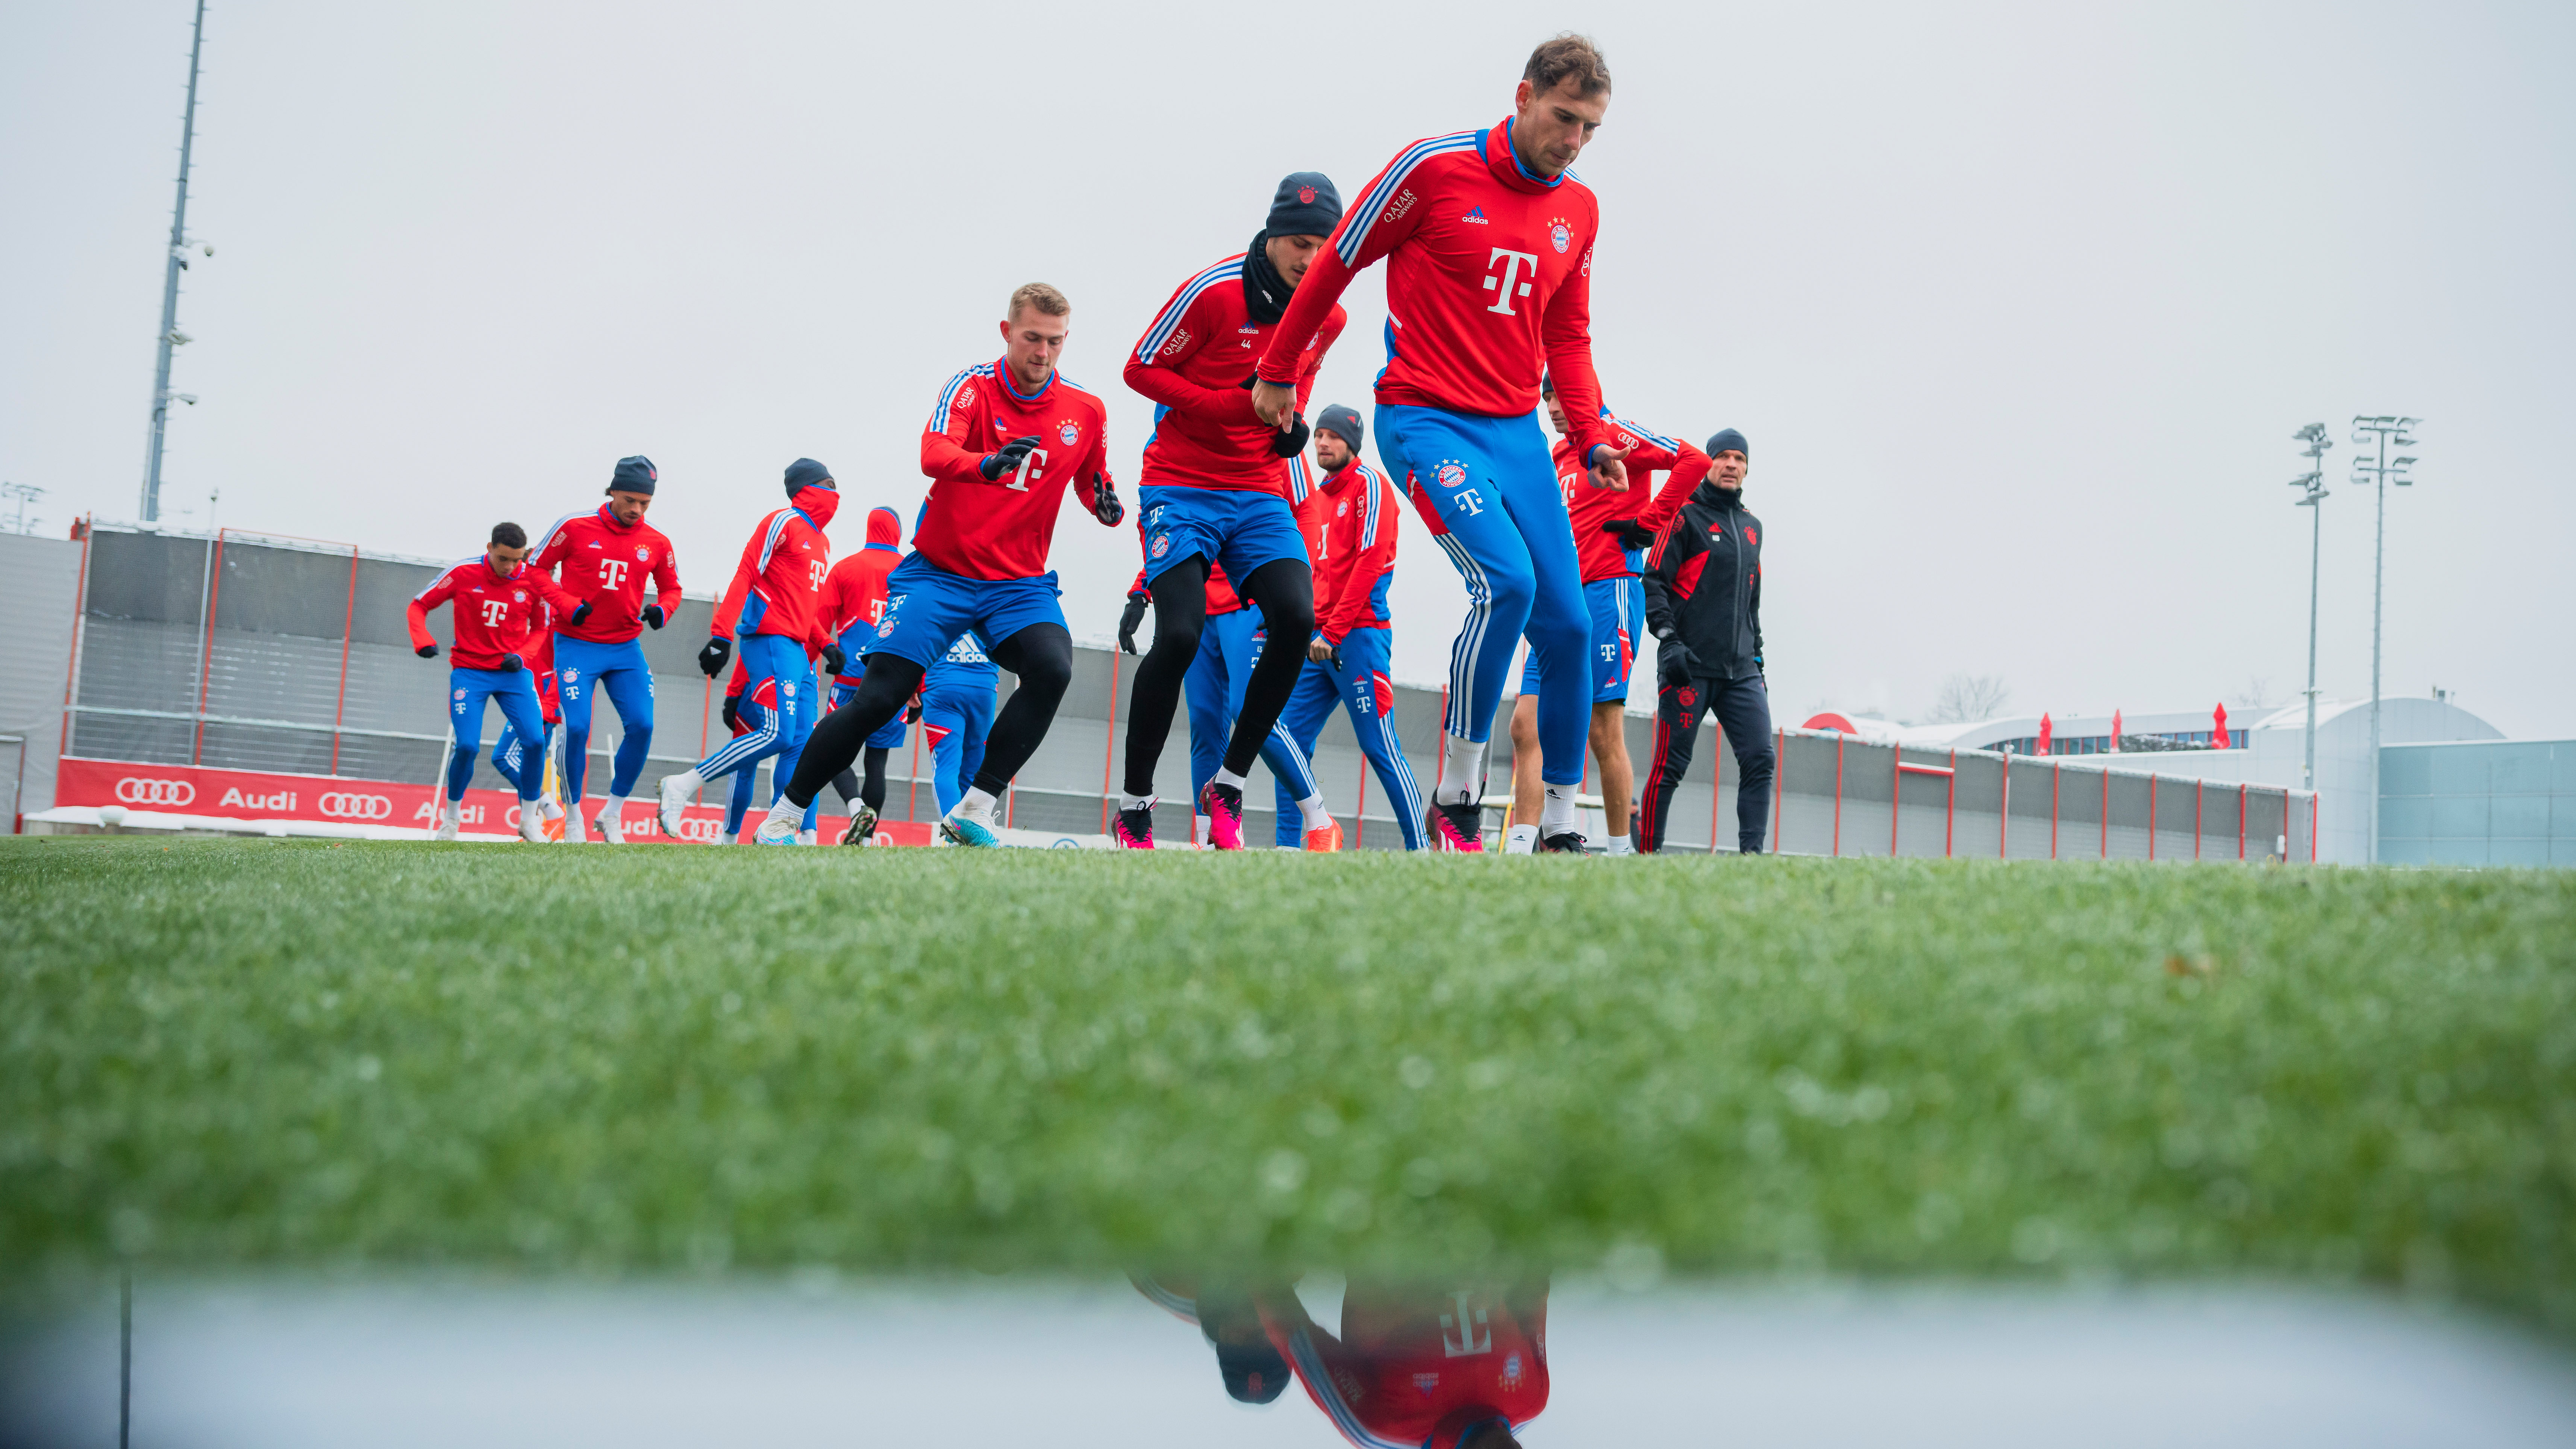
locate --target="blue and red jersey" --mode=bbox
[530,504,683,644]
[1126,255,1345,496]
[1309,459,1399,644]
[406,555,580,671]
[1258,1281,1548,1449]
[916,357,1114,580]
[1258,119,1609,463]
[1557,407,1711,582]
[819,506,903,685]
[710,488,838,651]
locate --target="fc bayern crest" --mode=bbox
[1437,461,1468,490]
[1298,184,1317,204]
[876,620,894,638]
[1150,533,1171,558]
[1550,220,1572,254]
[512,590,526,602]
[453,688,467,700]
[634,546,650,562]
[1059,422,1080,446]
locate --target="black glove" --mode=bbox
[698,637,732,678]
[1602,517,1657,550]
[1117,594,1148,653]
[905,698,923,724]
[500,652,524,673]
[415,643,439,660]
[979,434,1043,482]
[566,601,594,628]
[641,604,666,631]
[820,643,847,678]
[1329,641,1344,671]
[1271,414,1312,458]
[1090,471,1124,526]
[721,695,741,732]
[1658,636,1696,687]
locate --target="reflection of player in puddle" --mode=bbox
[1130,1272,1292,1404]
[1135,1272,1548,1447]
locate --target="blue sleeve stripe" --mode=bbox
[752,511,792,574]
[1285,1327,1409,1449]
[1603,409,1680,453]
[1135,258,1244,363]
[1336,130,1484,265]
[928,363,994,434]
[414,558,479,603]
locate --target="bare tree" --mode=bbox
[2232,676,2283,710]
[1930,673,2011,723]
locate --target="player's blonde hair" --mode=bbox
[1524,33,1611,98]
[1008,282,1072,321]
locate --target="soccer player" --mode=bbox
[530,455,682,843]
[1117,172,1347,850]
[916,629,997,821]
[1502,378,1710,853]
[817,505,906,844]
[408,522,583,842]
[1270,405,1429,849]
[1638,429,1774,853]
[1251,35,1629,853]
[489,618,567,838]
[1130,1273,1291,1407]
[1255,1276,1548,1449]
[767,282,1122,848]
[653,460,846,842]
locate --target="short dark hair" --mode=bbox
[1524,33,1611,99]
[490,522,527,549]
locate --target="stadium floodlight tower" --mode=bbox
[2350,414,2420,865]
[2287,423,2331,792]
[139,0,212,525]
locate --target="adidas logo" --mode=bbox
[1461,205,1490,224]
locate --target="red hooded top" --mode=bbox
[710,484,838,650]
[820,506,904,685]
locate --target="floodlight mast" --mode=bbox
[140,0,210,525]
[2288,423,2331,793]
[2350,414,2420,865]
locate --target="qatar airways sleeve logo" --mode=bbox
[1483,249,1540,315]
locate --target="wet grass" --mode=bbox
[3,837,2572,1326]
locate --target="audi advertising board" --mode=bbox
[51,758,933,844]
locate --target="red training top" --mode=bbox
[530,503,683,644]
[819,506,903,685]
[1127,253,1345,496]
[709,486,838,650]
[916,357,1114,581]
[1258,1280,1548,1449]
[1310,458,1400,644]
[1258,119,1609,464]
[1557,406,1711,582]
[407,553,580,671]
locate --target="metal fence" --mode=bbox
[53,521,2311,858]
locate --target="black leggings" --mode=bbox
[785,624,1074,809]
[831,746,888,814]
[1121,555,1314,797]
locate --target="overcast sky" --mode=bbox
[4,0,2570,735]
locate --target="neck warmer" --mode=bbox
[1241,232,1293,324]
[793,485,840,530]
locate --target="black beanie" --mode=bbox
[609,455,657,495]
[1316,403,1364,452]
[1706,428,1750,459]
[782,458,834,496]
[1266,172,1343,239]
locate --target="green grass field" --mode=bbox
[4,838,2573,1326]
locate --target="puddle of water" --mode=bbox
[6,1276,2573,1447]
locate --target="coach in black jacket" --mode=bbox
[1637,429,1774,853]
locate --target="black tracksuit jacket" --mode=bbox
[1641,480,1764,681]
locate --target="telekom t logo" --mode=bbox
[1007,448,1050,493]
[479,599,509,626]
[1482,248,1539,315]
[598,559,629,590]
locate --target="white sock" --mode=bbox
[1212,767,1247,792]
[598,796,626,825]
[1505,823,1538,854]
[442,799,462,825]
[1540,782,1579,835]
[665,768,702,797]
[953,787,998,825]
[1194,814,1211,846]
[1436,733,1485,807]
[542,797,565,821]
[1296,793,1331,831]
[1602,830,1634,856]
[1120,793,1155,813]
[764,796,802,829]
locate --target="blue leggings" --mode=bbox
[1376,403,1589,788]
[1272,627,1428,849]
[694,635,818,836]
[446,668,546,802]
[721,690,817,836]
[554,635,656,802]
[921,678,997,817]
[489,719,555,802]
[1186,607,1319,816]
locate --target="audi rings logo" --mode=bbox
[319,791,394,820]
[674,816,724,843]
[116,776,196,807]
